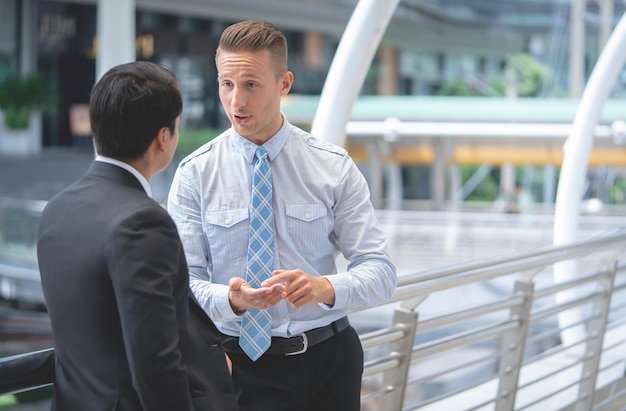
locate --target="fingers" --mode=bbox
[261,269,292,287]
[225,353,233,375]
[234,269,331,310]
[229,276,245,291]
[232,279,285,311]
[262,269,317,308]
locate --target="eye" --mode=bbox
[247,82,258,88]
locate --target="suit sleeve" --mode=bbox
[107,205,194,411]
[186,296,238,411]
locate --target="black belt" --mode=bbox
[221,317,350,356]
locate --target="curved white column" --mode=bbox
[553,11,626,345]
[311,0,400,145]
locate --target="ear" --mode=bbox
[154,127,170,152]
[280,71,293,96]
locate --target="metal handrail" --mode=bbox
[356,228,626,410]
[1,206,626,411]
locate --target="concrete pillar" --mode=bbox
[431,139,445,210]
[500,162,516,203]
[377,46,397,95]
[303,31,324,69]
[599,0,614,52]
[543,164,556,211]
[96,0,135,80]
[376,48,401,209]
[569,0,585,98]
[19,0,37,76]
[449,164,462,211]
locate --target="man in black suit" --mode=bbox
[37,61,237,411]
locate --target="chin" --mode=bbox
[234,125,253,138]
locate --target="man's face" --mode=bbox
[217,49,293,145]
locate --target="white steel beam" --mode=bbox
[311,0,400,145]
[553,11,626,345]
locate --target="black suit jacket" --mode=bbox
[36,161,237,411]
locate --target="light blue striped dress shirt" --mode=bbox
[167,117,397,337]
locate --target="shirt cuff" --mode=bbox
[215,285,245,321]
[320,274,347,310]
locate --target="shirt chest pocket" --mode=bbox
[204,208,249,259]
[286,203,330,253]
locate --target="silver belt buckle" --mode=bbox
[285,333,308,356]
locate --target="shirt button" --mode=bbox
[225,218,231,225]
[305,213,311,220]
[281,318,288,324]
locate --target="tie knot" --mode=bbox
[255,147,269,161]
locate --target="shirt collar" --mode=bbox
[95,155,153,197]
[231,113,290,164]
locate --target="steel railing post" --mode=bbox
[574,260,617,411]
[378,307,418,411]
[495,278,534,411]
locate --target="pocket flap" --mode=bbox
[285,203,326,222]
[205,208,248,228]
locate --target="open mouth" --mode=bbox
[233,114,251,124]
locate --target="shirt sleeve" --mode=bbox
[167,165,241,323]
[324,157,398,310]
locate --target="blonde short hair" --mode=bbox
[216,20,288,77]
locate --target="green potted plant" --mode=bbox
[0,74,56,129]
[0,73,57,155]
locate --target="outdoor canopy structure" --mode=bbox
[309,0,626,344]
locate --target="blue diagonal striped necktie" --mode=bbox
[239,147,274,361]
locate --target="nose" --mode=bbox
[231,85,246,109]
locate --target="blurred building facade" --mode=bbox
[1,0,625,148]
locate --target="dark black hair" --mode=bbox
[89,61,182,159]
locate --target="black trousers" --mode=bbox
[226,325,364,411]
